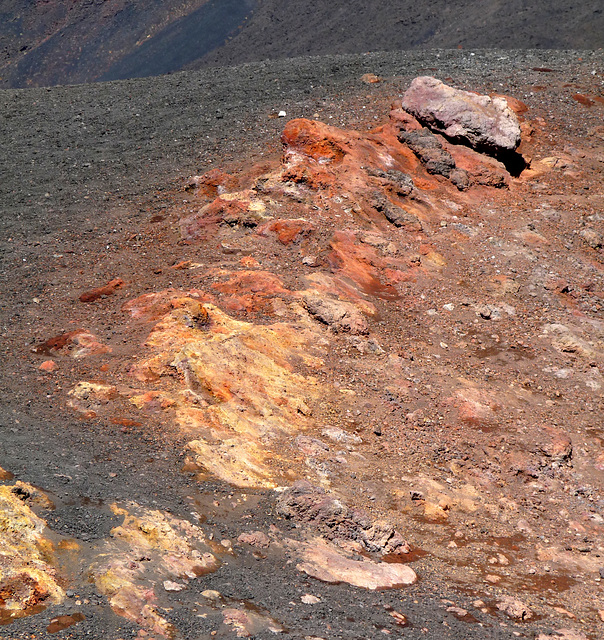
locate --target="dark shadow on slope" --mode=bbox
[100,0,256,82]
[497,149,527,177]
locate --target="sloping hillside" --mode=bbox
[1,0,603,88]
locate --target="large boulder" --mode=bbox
[401,76,521,155]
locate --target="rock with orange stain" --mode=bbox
[360,73,380,84]
[443,387,500,427]
[0,483,64,622]
[180,193,268,240]
[389,106,423,132]
[282,119,347,165]
[258,218,314,245]
[327,230,400,299]
[185,168,236,198]
[125,301,331,487]
[211,270,292,313]
[39,360,58,372]
[302,272,377,318]
[79,278,125,303]
[444,140,510,188]
[33,329,112,359]
[239,256,261,268]
[121,289,210,322]
[92,502,220,639]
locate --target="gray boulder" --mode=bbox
[401,76,521,154]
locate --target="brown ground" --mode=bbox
[1,50,603,639]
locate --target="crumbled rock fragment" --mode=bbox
[496,596,533,620]
[365,167,414,196]
[237,531,271,548]
[301,291,369,334]
[398,128,470,190]
[371,192,423,229]
[277,481,410,556]
[580,228,602,249]
[401,76,521,154]
[321,426,362,444]
[301,594,321,604]
[79,278,125,303]
[399,128,456,177]
[535,426,573,463]
[360,73,380,84]
[91,502,220,638]
[222,607,284,637]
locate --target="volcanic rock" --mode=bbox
[301,291,369,334]
[277,481,410,556]
[0,483,64,622]
[294,538,417,590]
[237,531,271,548]
[401,76,521,154]
[496,596,534,621]
[79,278,125,303]
[222,606,284,636]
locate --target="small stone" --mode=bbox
[389,611,407,626]
[361,73,381,84]
[201,590,222,599]
[39,360,58,372]
[447,606,468,617]
[580,228,602,249]
[485,574,502,584]
[163,580,186,592]
[496,596,533,621]
[301,594,321,604]
[478,304,492,319]
[237,531,270,548]
[278,110,287,118]
[321,426,362,444]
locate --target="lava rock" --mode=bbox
[401,76,521,154]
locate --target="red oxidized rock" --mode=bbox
[79,277,124,303]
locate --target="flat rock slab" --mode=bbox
[401,76,521,154]
[294,538,417,590]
